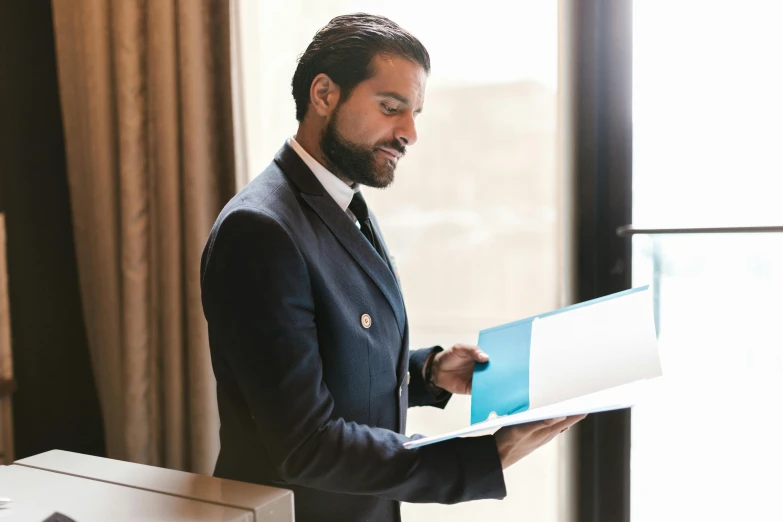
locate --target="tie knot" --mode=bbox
[348,191,370,221]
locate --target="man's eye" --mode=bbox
[381,103,398,114]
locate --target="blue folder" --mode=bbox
[470,286,650,425]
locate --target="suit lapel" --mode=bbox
[274,143,406,337]
[372,214,411,387]
[369,212,401,288]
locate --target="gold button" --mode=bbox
[361,314,372,329]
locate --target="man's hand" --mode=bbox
[494,415,587,470]
[428,344,489,395]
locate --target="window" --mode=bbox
[632,2,783,521]
[233,2,566,520]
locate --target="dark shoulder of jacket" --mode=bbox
[200,161,305,288]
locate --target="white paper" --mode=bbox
[528,288,662,409]
[403,380,658,449]
[405,287,662,449]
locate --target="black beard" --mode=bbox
[319,110,404,189]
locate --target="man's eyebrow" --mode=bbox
[376,92,424,114]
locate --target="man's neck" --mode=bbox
[294,127,353,187]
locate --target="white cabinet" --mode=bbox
[0,450,293,522]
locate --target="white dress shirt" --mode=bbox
[288,136,361,226]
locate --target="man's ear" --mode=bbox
[310,73,341,117]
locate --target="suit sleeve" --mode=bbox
[408,347,452,409]
[201,207,506,504]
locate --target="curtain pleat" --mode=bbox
[51,0,235,472]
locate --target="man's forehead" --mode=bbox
[364,55,427,104]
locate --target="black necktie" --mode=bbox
[349,192,400,285]
[348,191,381,254]
[349,190,398,277]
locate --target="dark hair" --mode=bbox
[291,13,430,122]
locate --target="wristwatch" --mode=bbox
[424,346,444,390]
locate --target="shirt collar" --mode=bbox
[288,136,359,212]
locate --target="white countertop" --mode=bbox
[0,465,251,522]
[0,450,294,522]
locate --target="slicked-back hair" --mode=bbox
[291,13,430,122]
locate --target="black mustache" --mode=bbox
[375,142,406,156]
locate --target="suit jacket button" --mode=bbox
[361,314,372,329]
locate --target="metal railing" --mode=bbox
[617,225,783,237]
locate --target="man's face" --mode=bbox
[320,54,427,188]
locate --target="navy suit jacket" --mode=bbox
[200,143,506,522]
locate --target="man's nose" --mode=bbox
[394,112,418,147]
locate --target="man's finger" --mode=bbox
[456,344,489,362]
[544,415,586,434]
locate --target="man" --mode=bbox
[200,13,584,522]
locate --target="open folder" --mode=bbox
[404,286,662,449]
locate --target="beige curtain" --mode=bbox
[51,0,235,474]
